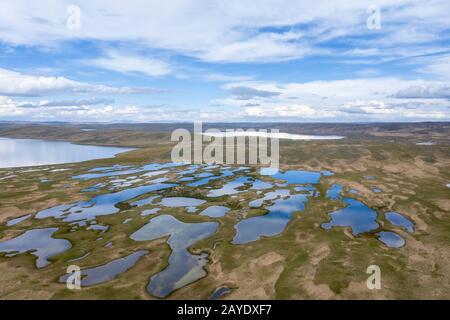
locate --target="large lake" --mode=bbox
[0,137,135,169]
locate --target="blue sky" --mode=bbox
[0,0,450,122]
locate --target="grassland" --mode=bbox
[0,122,449,299]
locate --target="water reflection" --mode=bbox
[200,206,230,218]
[322,198,379,235]
[60,250,148,286]
[207,176,252,197]
[0,228,71,268]
[261,168,321,185]
[233,194,309,244]
[385,212,414,233]
[130,215,218,298]
[326,184,343,200]
[160,197,206,213]
[377,231,405,248]
[0,137,134,169]
[6,214,32,226]
[36,183,176,222]
[249,189,290,208]
[209,286,231,299]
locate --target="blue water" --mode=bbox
[322,198,379,235]
[294,186,316,193]
[195,172,214,178]
[385,212,414,233]
[159,197,206,213]
[130,215,218,298]
[377,231,405,248]
[200,206,230,218]
[188,170,234,187]
[233,194,309,244]
[0,228,71,268]
[261,168,321,185]
[209,286,231,299]
[73,162,183,180]
[141,208,161,216]
[0,137,134,169]
[249,189,290,208]
[6,214,32,226]
[131,195,160,207]
[372,187,382,193]
[207,176,252,197]
[251,179,273,190]
[36,183,176,222]
[88,164,131,172]
[326,184,343,200]
[59,250,148,286]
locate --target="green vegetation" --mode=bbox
[0,123,449,299]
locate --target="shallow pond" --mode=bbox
[207,176,252,197]
[200,206,230,218]
[249,189,290,208]
[141,208,161,216]
[130,215,218,298]
[6,214,32,226]
[372,187,382,193]
[384,212,414,233]
[209,286,231,299]
[377,231,405,248]
[73,162,183,180]
[159,197,206,213]
[260,168,321,185]
[36,183,176,222]
[233,194,309,244]
[60,250,148,286]
[187,170,234,187]
[322,197,379,235]
[326,184,343,200]
[0,228,71,268]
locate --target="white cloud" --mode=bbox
[1,93,448,122]
[217,78,450,121]
[87,51,172,76]
[417,55,450,79]
[394,83,450,99]
[2,0,450,63]
[203,73,253,82]
[198,31,309,63]
[0,68,165,96]
[245,104,318,117]
[18,98,114,108]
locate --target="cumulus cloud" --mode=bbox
[1,1,450,122]
[1,94,448,122]
[0,68,165,97]
[217,78,450,121]
[394,84,450,99]
[0,96,190,121]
